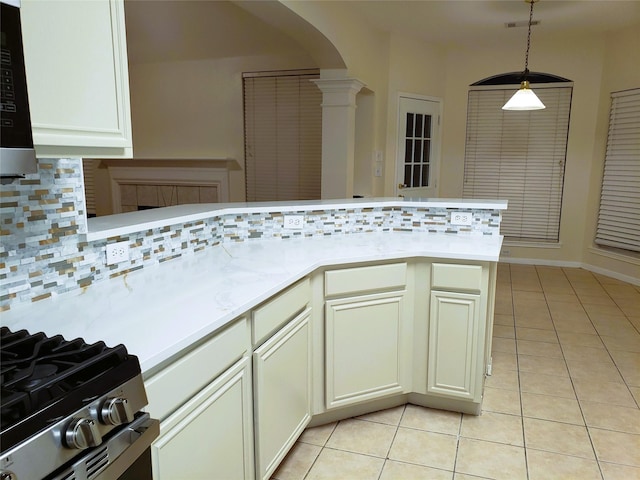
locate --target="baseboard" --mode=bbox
[498,257,640,286]
[499,257,581,268]
[581,264,640,287]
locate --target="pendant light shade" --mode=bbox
[502,80,546,110]
[502,0,545,111]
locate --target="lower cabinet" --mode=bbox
[325,291,409,409]
[151,357,254,479]
[426,262,489,403]
[253,308,312,480]
[147,260,495,478]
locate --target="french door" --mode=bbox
[396,95,441,198]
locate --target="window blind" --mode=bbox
[82,159,97,217]
[595,88,640,253]
[463,85,572,242]
[243,72,321,202]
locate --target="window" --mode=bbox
[243,70,321,202]
[595,88,640,253]
[463,78,572,242]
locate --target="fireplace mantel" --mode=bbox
[103,158,233,213]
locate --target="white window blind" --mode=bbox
[463,85,572,242]
[595,88,640,253]
[243,72,321,201]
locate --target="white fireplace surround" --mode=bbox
[106,159,231,213]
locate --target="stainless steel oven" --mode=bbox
[0,327,159,480]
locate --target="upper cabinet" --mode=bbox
[20,0,132,158]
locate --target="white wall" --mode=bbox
[125,3,639,281]
[129,53,316,202]
[384,35,447,196]
[436,26,639,280]
[440,34,603,263]
[581,25,640,280]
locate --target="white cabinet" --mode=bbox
[324,263,412,409]
[141,258,496,478]
[251,278,312,480]
[21,0,132,158]
[253,309,312,480]
[145,318,253,480]
[428,291,481,400]
[427,263,488,403]
[151,357,254,480]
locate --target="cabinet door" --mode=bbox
[151,357,254,480]
[254,308,312,480]
[325,291,408,409]
[21,0,132,157]
[428,291,481,401]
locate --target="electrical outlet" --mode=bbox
[106,241,130,265]
[283,215,304,230]
[450,211,473,226]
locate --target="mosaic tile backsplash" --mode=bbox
[0,158,501,310]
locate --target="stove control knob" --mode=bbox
[100,397,134,426]
[65,417,102,450]
[1,471,18,480]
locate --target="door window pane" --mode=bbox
[403,113,432,188]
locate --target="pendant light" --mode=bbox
[502,0,545,110]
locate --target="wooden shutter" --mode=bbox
[463,85,572,242]
[595,88,640,252]
[82,159,98,217]
[244,71,321,202]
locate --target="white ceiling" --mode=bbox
[124,0,640,65]
[346,0,640,46]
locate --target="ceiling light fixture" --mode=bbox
[502,0,546,111]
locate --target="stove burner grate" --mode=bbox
[0,327,140,454]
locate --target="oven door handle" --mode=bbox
[94,413,159,480]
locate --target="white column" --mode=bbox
[312,78,365,199]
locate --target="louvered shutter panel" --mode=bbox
[82,159,98,217]
[463,85,572,242]
[595,88,640,252]
[244,72,321,201]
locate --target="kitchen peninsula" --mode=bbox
[1,197,506,480]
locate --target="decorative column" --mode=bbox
[312,77,365,199]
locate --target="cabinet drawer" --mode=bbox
[431,263,483,292]
[145,317,249,420]
[325,263,407,297]
[252,278,311,346]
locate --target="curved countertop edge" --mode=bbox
[1,231,503,376]
[84,197,508,242]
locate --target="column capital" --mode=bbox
[312,78,366,107]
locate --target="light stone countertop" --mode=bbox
[84,197,508,241]
[1,231,503,376]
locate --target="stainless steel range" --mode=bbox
[0,327,159,480]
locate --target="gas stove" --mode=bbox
[0,327,158,480]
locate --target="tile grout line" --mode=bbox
[556,266,606,479]
[375,404,405,480]
[515,263,531,480]
[281,266,637,479]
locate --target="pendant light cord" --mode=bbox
[524,0,535,74]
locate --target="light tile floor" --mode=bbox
[272,265,640,480]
